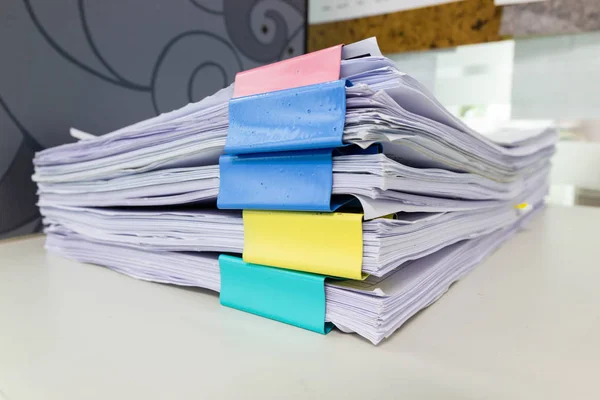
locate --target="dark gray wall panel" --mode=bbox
[0,0,306,239]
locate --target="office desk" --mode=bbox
[1,205,599,399]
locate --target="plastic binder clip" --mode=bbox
[217,79,347,211]
[226,80,346,154]
[242,210,364,280]
[219,255,333,334]
[233,45,342,98]
[218,149,334,211]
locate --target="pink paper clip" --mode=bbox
[233,45,343,98]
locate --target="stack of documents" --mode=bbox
[45,208,537,345]
[33,49,555,218]
[41,192,544,277]
[33,38,556,344]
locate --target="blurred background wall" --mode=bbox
[308,0,600,209]
[0,0,306,239]
[308,0,600,53]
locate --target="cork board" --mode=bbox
[308,0,504,53]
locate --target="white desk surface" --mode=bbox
[1,205,599,400]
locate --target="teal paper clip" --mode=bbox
[219,255,333,334]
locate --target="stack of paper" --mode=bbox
[45,207,537,345]
[33,50,555,218]
[41,190,544,277]
[33,38,556,344]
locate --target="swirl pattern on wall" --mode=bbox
[0,0,305,238]
[151,32,243,114]
[224,0,305,62]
